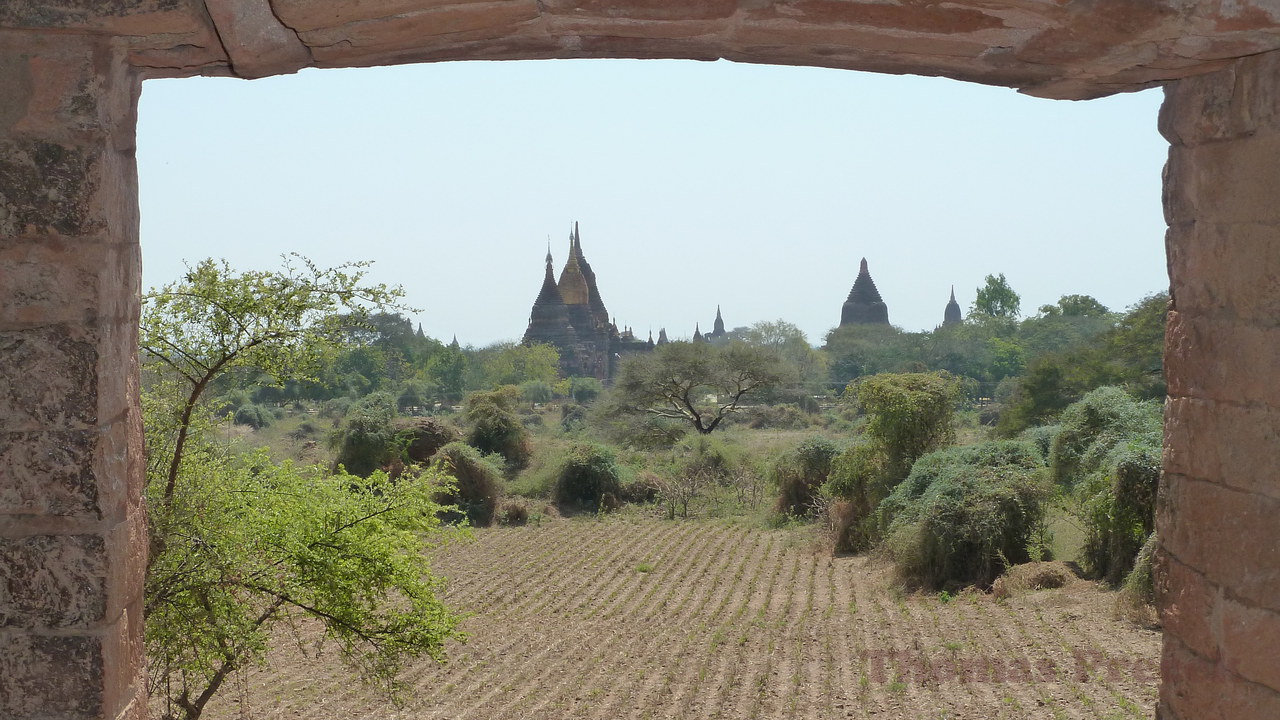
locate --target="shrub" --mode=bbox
[1018,424,1060,461]
[463,388,532,469]
[560,403,588,432]
[568,376,604,404]
[391,416,458,464]
[620,472,662,504]
[730,404,813,430]
[520,380,553,405]
[880,440,1051,589]
[1078,439,1161,584]
[320,396,354,420]
[679,435,740,482]
[771,437,841,517]
[332,392,398,477]
[851,372,961,478]
[1050,387,1161,583]
[432,442,502,527]
[232,403,273,429]
[551,443,623,510]
[1117,531,1159,624]
[821,443,890,551]
[496,499,530,526]
[1049,386,1161,489]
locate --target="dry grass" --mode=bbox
[191,518,1160,720]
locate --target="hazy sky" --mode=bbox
[137,59,1168,347]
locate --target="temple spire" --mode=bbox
[943,284,962,327]
[840,257,890,327]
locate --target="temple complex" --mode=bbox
[522,224,654,379]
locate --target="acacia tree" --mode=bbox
[970,273,1021,320]
[607,340,787,435]
[141,256,464,720]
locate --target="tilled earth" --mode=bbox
[194,518,1160,719]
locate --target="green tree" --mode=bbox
[140,256,405,505]
[428,344,467,402]
[141,257,462,720]
[1039,294,1110,318]
[823,324,922,386]
[466,342,560,390]
[971,273,1021,320]
[520,379,554,404]
[742,319,830,388]
[568,375,604,403]
[820,372,962,551]
[605,340,787,435]
[852,371,962,478]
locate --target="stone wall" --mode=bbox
[1158,50,1280,719]
[0,33,147,720]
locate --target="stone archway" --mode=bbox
[3,3,1279,718]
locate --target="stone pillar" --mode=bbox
[1158,50,1280,719]
[0,32,146,720]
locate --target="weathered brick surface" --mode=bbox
[1221,597,1280,691]
[1163,131,1280,227]
[1164,312,1280,410]
[0,430,99,517]
[0,35,146,720]
[1165,221,1280,327]
[1160,49,1280,146]
[0,141,103,236]
[1160,637,1280,720]
[0,326,98,430]
[0,534,107,628]
[299,0,541,53]
[1159,473,1280,615]
[1154,549,1221,664]
[0,633,103,719]
[1164,397,1280,499]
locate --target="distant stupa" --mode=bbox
[709,305,727,340]
[942,285,962,327]
[840,258,890,326]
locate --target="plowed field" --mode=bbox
[195,518,1160,719]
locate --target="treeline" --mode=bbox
[823,289,1166,435]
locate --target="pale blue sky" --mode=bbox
[137,59,1168,347]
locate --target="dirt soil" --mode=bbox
[191,518,1160,719]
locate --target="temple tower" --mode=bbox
[710,305,727,340]
[522,248,578,352]
[840,258,891,326]
[572,222,610,329]
[943,286,962,327]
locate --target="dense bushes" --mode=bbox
[814,372,961,551]
[821,443,889,551]
[550,443,623,510]
[771,437,840,517]
[880,441,1051,589]
[332,392,399,477]
[1049,386,1160,487]
[432,442,502,526]
[1051,387,1161,585]
[852,372,962,478]
[233,403,275,429]
[391,417,458,463]
[463,387,532,469]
